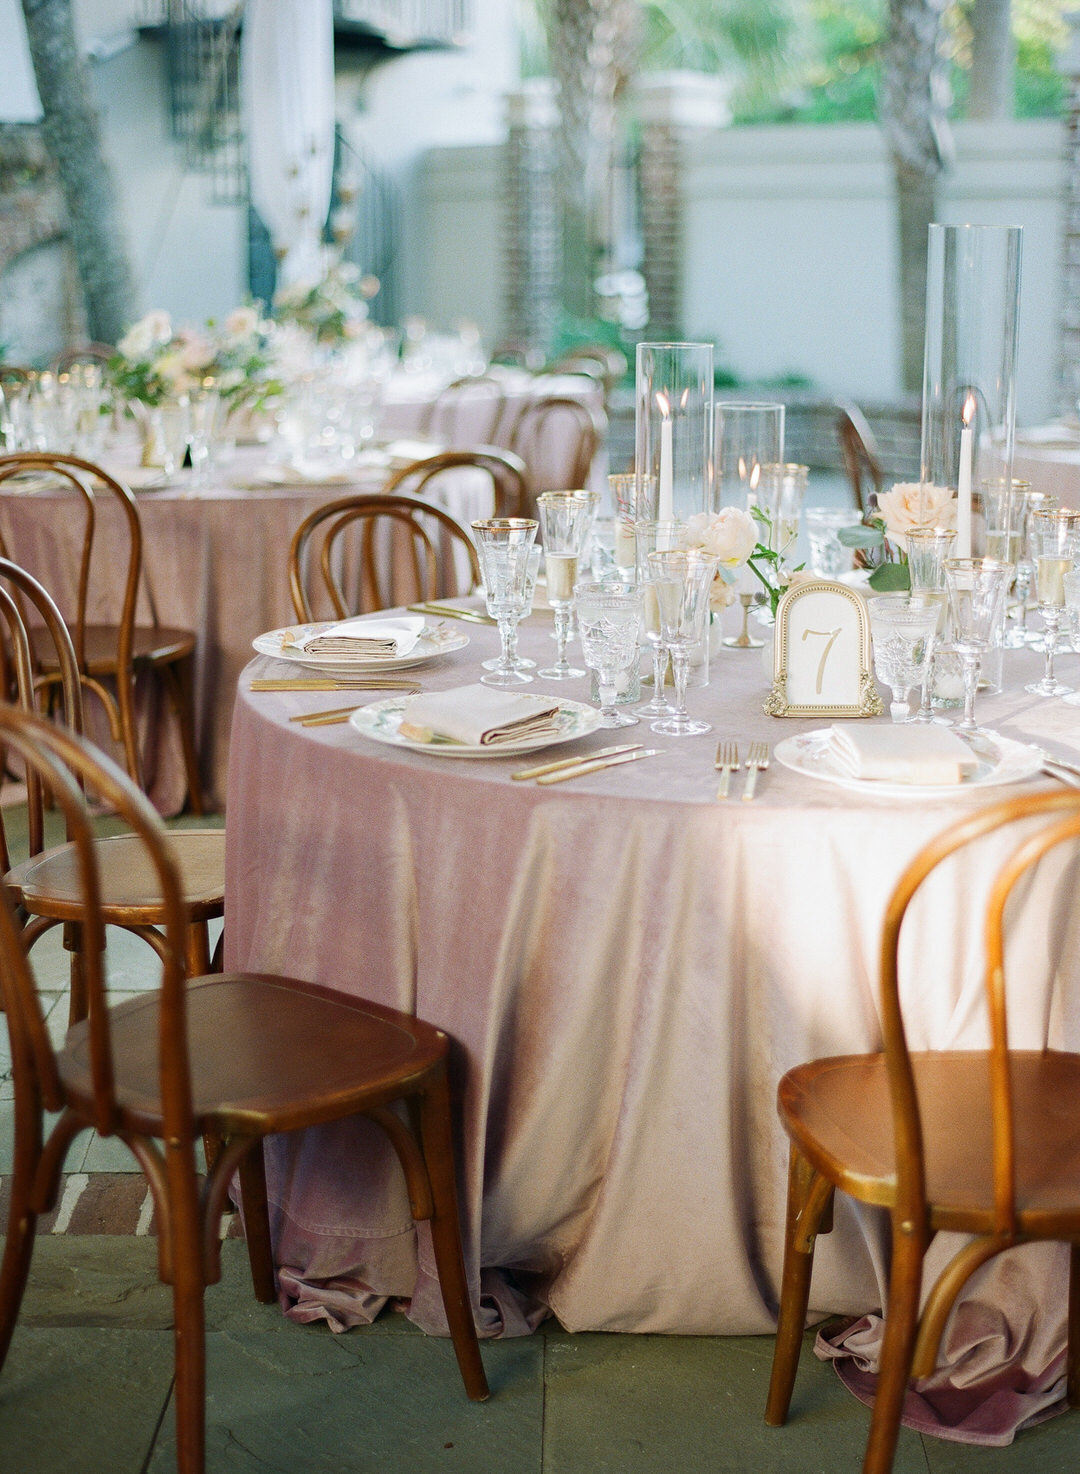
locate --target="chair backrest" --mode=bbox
[836,400,883,514]
[383,446,529,519]
[417,374,508,442]
[289,491,482,620]
[0,706,191,1145]
[880,789,1080,1242]
[0,557,84,868]
[546,344,627,403]
[51,343,115,374]
[507,394,604,502]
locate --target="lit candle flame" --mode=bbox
[749,462,761,492]
[962,393,976,427]
[738,455,747,481]
[656,391,671,417]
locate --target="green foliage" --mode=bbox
[868,561,911,590]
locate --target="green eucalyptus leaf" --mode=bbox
[837,525,884,549]
[868,562,911,591]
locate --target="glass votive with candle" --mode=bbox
[635,343,714,523]
[920,224,1022,561]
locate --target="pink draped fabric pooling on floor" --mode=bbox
[225,612,1080,1445]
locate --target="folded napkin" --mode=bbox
[827,724,979,786]
[399,684,561,746]
[284,616,426,659]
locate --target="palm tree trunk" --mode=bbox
[20,0,137,344]
[881,0,953,393]
[968,0,1015,121]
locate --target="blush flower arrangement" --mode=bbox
[109,307,279,411]
[271,261,377,347]
[838,482,957,591]
[678,506,804,618]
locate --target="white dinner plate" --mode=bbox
[253,621,469,675]
[349,695,602,758]
[774,727,1043,799]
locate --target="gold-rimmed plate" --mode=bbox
[252,621,469,675]
[349,695,602,758]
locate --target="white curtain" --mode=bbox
[242,0,336,286]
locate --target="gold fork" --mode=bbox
[714,740,739,800]
[741,741,770,802]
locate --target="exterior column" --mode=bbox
[503,80,560,358]
[1057,12,1080,414]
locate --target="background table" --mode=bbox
[1012,425,1080,507]
[224,605,1080,1426]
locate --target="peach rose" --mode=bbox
[876,482,956,553]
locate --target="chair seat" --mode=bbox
[58,974,447,1136]
[779,1050,1080,1230]
[32,622,195,672]
[7,829,225,922]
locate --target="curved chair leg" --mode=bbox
[236,1140,277,1304]
[418,1069,489,1402]
[1068,1242,1080,1408]
[160,657,205,816]
[765,1145,833,1425]
[171,1259,208,1474]
[185,920,211,980]
[862,1223,926,1474]
[0,1089,44,1373]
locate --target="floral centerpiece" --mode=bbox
[678,506,809,618]
[109,307,280,412]
[271,261,376,347]
[108,311,187,407]
[838,482,957,591]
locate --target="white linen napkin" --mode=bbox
[399,684,561,746]
[827,724,979,785]
[285,616,426,659]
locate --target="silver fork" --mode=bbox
[714,740,739,800]
[741,741,770,802]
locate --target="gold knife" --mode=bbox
[290,695,419,723]
[512,744,642,781]
[406,603,495,625]
[534,748,663,785]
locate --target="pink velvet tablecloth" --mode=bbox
[225,607,1080,1444]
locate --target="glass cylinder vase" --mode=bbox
[714,402,785,510]
[635,342,714,523]
[920,224,1022,560]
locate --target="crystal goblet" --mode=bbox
[868,594,941,723]
[944,558,1011,732]
[536,491,598,680]
[575,582,644,728]
[905,526,956,724]
[1025,509,1080,697]
[481,543,540,673]
[646,549,720,737]
[471,517,538,687]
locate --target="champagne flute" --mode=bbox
[646,549,719,736]
[944,557,1011,732]
[1007,488,1057,648]
[634,518,683,718]
[1025,508,1080,697]
[471,518,538,687]
[536,492,598,680]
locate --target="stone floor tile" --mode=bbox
[0,1326,173,1474]
[921,1408,1080,1473]
[14,1236,174,1328]
[542,1329,930,1474]
[146,1326,543,1474]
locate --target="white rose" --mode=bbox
[145,309,172,345]
[224,306,259,337]
[118,318,154,360]
[876,482,956,552]
[178,333,215,372]
[681,508,758,568]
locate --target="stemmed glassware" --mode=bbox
[943,557,1012,731]
[1062,570,1080,707]
[536,492,598,679]
[575,582,644,727]
[481,544,540,674]
[188,378,221,487]
[646,549,719,736]
[905,526,955,723]
[1006,489,1057,648]
[633,519,683,718]
[1024,508,1080,697]
[471,517,538,687]
[867,594,941,723]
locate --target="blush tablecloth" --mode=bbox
[224,608,1080,1440]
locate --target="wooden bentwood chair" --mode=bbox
[384,445,529,519]
[289,490,482,620]
[0,451,205,814]
[0,556,224,1006]
[0,709,489,1474]
[765,789,1080,1473]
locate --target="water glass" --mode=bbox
[471,518,538,687]
[537,491,599,680]
[609,471,653,578]
[868,594,941,723]
[575,582,644,728]
[944,558,1012,731]
[1025,508,1080,697]
[481,544,540,673]
[905,527,955,723]
[646,549,719,736]
[1062,570,1080,706]
[804,507,857,578]
[1008,488,1058,648]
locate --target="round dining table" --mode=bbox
[225,603,1080,1440]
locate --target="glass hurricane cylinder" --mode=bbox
[635,343,713,522]
[714,402,785,510]
[920,224,1022,560]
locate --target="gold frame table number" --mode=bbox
[764,579,883,718]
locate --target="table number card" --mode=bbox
[764,579,883,718]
